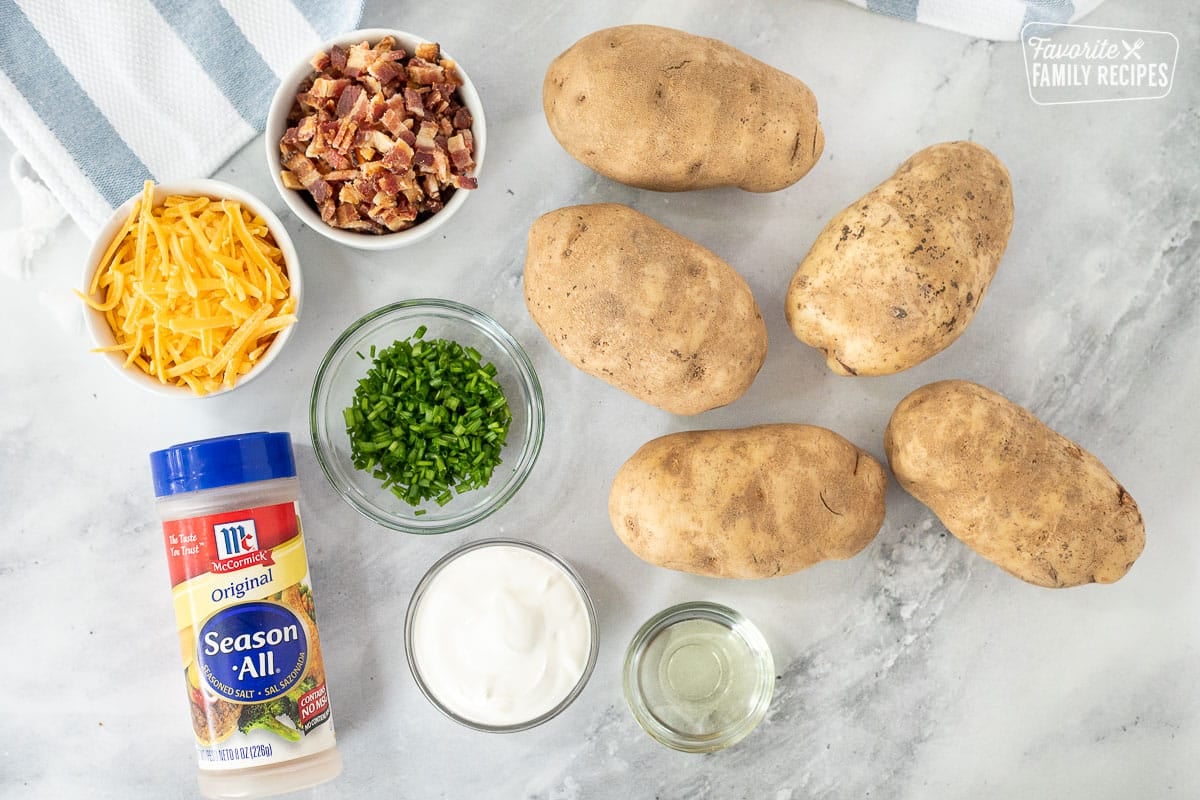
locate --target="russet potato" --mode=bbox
[543,25,823,192]
[787,141,1014,376]
[609,424,887,578]
[885,380,1145,588]
[524,203,767,415]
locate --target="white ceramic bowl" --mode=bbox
[81,179,302,398]
[265,28,486,250]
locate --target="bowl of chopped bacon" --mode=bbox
[267,29,484,249]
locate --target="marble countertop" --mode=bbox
[2,0,1197,797]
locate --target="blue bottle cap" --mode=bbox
[150,432,297,497]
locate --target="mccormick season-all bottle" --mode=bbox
[149,432,341,799]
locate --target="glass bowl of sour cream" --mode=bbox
[404,538,598,731]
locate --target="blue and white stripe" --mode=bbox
[848,0,1104,42]
[0,0,362,235]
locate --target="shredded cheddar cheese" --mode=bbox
[78,181,297,396]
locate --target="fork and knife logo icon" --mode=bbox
[1121,38,1145,60]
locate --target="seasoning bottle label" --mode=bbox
[162,502,335,770]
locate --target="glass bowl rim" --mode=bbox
[308,298,544,534]
[622,600,775,753]
[403,537,600,732]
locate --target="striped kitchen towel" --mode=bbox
[845,0,1106,40]
[0,0,363,237]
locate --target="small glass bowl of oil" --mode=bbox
[622,601,774,752]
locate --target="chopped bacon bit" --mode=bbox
[446,134,474,171]
[331,118,357,153]
[368,130,395,153]
[280,37,477,234]
[381,106,406,136]
[323,149,352,171]
[335,84,362,118]
[422,174,440,199]
[382,139,414,172]
[353,177,378,204]
[319,198,336,222]
[313,119,338,149]
[372,205,417,232]
[335,202,361,226]
[369,59,401,86]
[296,115,317,141]
[349,88,371,122]
[422,91,444,117]
[415,121,438,148]
[376,171,402,197]
[404,87,425,119]
[329,45,347,73]
[283,152,314,177]
[342,218,386,233]
[311,77,349,100]
[360,160,388,178]
[368,92,387,121]
[339,182,364,205]
[344,42,373,77]
[432,149,451,182]
[406,58,445,85]
[359,74,382,96]
[284,153,331,204]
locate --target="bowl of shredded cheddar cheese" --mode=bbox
[79,180,302,397]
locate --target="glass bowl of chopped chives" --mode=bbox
[310,299,544,533]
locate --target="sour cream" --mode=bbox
[407,541,596,728]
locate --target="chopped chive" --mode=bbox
[343,327,512,511]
